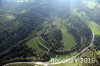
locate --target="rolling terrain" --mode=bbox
[0,0,100,66]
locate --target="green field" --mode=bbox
[26,16,77,60]
[61,22,76,50]
[52,17,76,50]
[95,51,100,55]
[26,37,46,55]
[89,21,100,35]
[27,37,39,49]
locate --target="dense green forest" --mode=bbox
[0,0,100,66]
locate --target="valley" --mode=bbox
[0,0,100,66]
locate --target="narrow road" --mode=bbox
[50,30,95,65]
[4,31,95,66]
[38,38,49,50]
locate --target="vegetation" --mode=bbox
[0,0,100,66]
[26,37,47,55]
[61,22,76,50]
[5,63,35,66]
[89,21,100,35]
[53,62,82,66]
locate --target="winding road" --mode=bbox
[3,30,95,66]
[1,4,95,66]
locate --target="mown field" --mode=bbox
[26,37,47,55]
[52,17,76,50]
[61,23,76,50]
[26,16,77,53]
[89,21,100,35]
